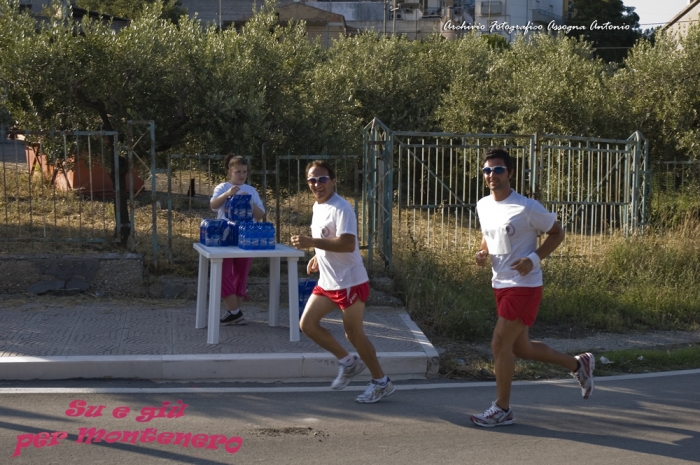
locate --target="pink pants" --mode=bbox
[221,257,252,299]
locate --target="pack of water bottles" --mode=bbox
[200,219,239,247]
[298,278,317,317]
[225,194,254,222]
[238,222,276,250]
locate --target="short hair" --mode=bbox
[224,154,248,169]
[482,147,514,172]
[305,160,336,180]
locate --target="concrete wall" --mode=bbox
[351,18,443,39]
[179,0,267,23]
[306,2,386,21]
[0,254,145,297]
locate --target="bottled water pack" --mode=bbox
[298,278,317,317]
[225,194,253,222]
[238,222,276,250]
[200,219,239,247]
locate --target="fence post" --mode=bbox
[530,133,538,198]
[275,155,281,244]
[381,130,393,270]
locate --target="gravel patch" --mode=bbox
[539,330,700,353]
[475,330,700,354]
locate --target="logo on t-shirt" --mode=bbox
[505,223,515,236]
[321,226,330,238]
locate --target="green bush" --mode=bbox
[393,226,700,342]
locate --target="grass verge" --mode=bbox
[438,342,700,381]
[392,218,700,343]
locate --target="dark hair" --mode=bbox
[224,154,248,169]
[482,147,514,172]
[305,160,336,180]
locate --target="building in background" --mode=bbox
[17,0,575,42]
[178,0,472,40]
[662,0,700,40]
[17,1,130,30]
[278,2,355,47]
[473,0,567,41]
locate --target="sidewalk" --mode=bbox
[0,296,439,382]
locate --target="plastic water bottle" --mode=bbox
[227,221,239,246]
[224,198,231,220]
[204,219,223,246]
[199,219,209,244]
[261,223,268,250]
[232,195,243,221]
[238,223,248,249]
[251,223,260,250]
[221,221,231,245]
[244,221,254,249]
[245,222,253,250]
[266,222,276,249]
[245,201,253,221]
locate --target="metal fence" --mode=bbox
[362,118,650,270]
[274,155,360,241]
[0,126,131,251]
[132,147,360,266]
[9,120,699,274]
[649,159,700,226]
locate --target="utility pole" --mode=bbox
[384,0,387,36]
[219,0,222,28]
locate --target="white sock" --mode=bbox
[229,308,241,315]
[373,376,388,385]
[339,354,354,366]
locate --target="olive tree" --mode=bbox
[434,33,502,133]
[613,26,700,161]
[307,32,453,153]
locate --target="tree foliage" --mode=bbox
[612,27,700,160]
[0,0,699,164]
[75,0,186,22]
[566,0,642,63]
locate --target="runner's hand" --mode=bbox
[307,256,318,274]
[291,235,313,249]
[510,257,533,276]
[475,250,488,267]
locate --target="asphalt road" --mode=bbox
[1,370,699,464]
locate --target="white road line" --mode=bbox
[0,369,699,394]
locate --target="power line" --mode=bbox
[638,19,700,26]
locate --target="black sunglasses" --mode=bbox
[482,166,507,175]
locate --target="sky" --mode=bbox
[623,0,691,29]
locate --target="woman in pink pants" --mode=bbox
[209,155,265,325]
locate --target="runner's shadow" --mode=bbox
[462,421,700,463]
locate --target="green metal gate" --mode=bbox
[362,118,649,270]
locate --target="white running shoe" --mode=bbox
[330,355,366,390]
[355,378,395,403]
[572,352,595,399]
[470,401,514,427]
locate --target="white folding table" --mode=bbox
[193,243,306,343]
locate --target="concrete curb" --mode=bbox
[0,351,431,382]
[400,312,441,377]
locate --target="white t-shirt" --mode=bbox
[476,189,557,288]
[311,193,368,290]
[211,182,265,220]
